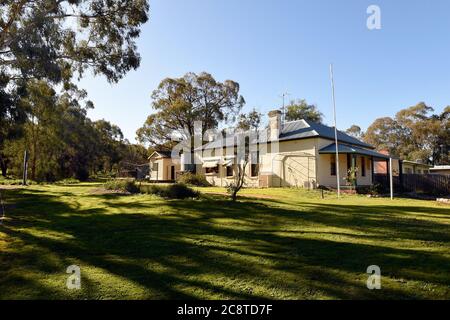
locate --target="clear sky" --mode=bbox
[79,0,450,143]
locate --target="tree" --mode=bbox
[236,108,262,131]
[364,102,449,164]
[345,125,363,140]
[93,119,124,173]
[285,99,323,123]
[226,136,250,201]
[137,72,245,169]
[0,1,149,165]
[0,75,27,176]
[431,106,450,165]
[364,117,405,158]
[2,79,102,181]
[0,0,149,84]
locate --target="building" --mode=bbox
[430,165,450,175]
[148,150,181,181]
[196,110,390,188]
[401,160,432,174]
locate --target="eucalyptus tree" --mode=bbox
[137,72,245,170]
[0,0,150,171]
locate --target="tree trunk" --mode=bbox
[0,156,7,177]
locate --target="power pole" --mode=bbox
[22,150,28,186]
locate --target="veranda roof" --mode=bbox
[319,143,389,160]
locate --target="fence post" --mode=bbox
[398,160,403,193]
[389,158,394,200]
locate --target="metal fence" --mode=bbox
[374,173,450,196]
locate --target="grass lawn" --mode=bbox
[0,183,449,299]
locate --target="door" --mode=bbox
[170,166,175,180]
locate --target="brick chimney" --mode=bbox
[268,110,281,141]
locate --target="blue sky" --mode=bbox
[79,0,450,142]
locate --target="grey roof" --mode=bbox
[319,143,389,159]
[199,119,373,150]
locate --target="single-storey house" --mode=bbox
[148,150,180,181]
[430,165,450,175]
[401,160,432,174]
[195,110,390,189]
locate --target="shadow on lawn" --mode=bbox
[0,188,449,299]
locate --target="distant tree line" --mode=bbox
[0,0,150,181]
[346,103,450,165]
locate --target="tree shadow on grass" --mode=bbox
[1,188,449,299]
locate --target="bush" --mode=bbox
[55,178,80,185]
[0,177,36,185]
[369,183,384,195]
[177,172,210,187]
[104,179,140,194]
[140,183,199,199]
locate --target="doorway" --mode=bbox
[170,166,175,180]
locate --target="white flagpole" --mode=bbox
[330,64,341,198]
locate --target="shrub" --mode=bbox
[0,178,36,185]
[369,183,384,195]
[104,179,140,194]
[55,178,80,185]
[177,172,210,187]
[140,183,199,199]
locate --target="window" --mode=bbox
[330,155,336,176]
[250,151,259,177]
[152,162,158,171]
[205,165,219,174]
[251,164,259,177]
[361,156,366,176]
[226,165,234,177]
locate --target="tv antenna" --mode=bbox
[279,92,290,123]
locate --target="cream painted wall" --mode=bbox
[202,138,318,188]
[317,153,348,187]
[149,158,180,181]
[200,137,377,188]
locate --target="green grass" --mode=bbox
[0,183,449,299]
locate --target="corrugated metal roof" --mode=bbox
[319,143,389,159]
[199,119,373,150]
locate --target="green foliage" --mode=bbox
[55,178,81,185]
[369,183,384,195]
[345,125,363,140]
[345,167,359,188]
[1,0,149,85]
[0,0,150,180]
[236,108,262,131]
[285,99,323,123]
[1,80,149,182]
[0,178,36,185]
[136,72,245,149]
[140,183,199,199]
[177,172,210,187]
[104,179,140,194]
[364,103,449,164]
